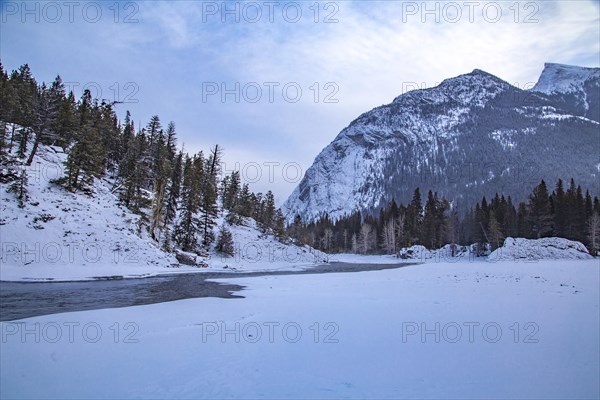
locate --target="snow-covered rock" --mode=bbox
[488,237,593,261]
[398,243,471,262]
[398,245,433,260]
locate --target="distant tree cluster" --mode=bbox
[0,62,287,256]
[293,179,600,256]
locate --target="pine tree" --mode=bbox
[7,167,29,208]
[174,154,203,252]
[165,121,177,161]
[26,79,61,165]
[435,196,449,249]
[573,185,586,242]
[62,123,104,192]
[405,188,422,245]
[1,71,19,126]
[503,196,517,238]
[97,101,121,173]
[120,111,134,159]
[13,64,37,128]
[262,190,276,230]
[46,75,67,141]
[15,127,29,159]
[78,89,93,127]
[473,202,487,244]
[216,224,235,256]
[553,179,568,237]
[236,183,253,218]
[528,180,553,238]
[274,209,287,239]
[480,196,490,235]
[565,178,578,239]
[54,90,78,146]
[146,115,162,150]
[163,151,183,230]
[199,145,221,246]
[517,202,530,238]
[118,130,145,209]
[222,170,241,211]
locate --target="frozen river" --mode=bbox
[0,262,413,321]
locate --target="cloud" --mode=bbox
[1,0,598,202]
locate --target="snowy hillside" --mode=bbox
[284,65,600,222]
[0,138,326,282]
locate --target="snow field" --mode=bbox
[1,259,598,399]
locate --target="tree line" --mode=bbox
[291,179,600,256]
[0,62,287,256]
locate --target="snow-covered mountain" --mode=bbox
[533,63,600,122]
[284,65,600,222]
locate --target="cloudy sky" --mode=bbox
[1,0,599,203]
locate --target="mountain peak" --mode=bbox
[284,64,600,223]
[533,63,599,94]
[471,68,492,75]
[390,68,510,107]
[439,68,509,87]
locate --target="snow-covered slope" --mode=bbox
[209,214,328,272]
[0,137,326,281]
[0,144,184,281]
[284,66,600,222]
[488,237,593,261]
